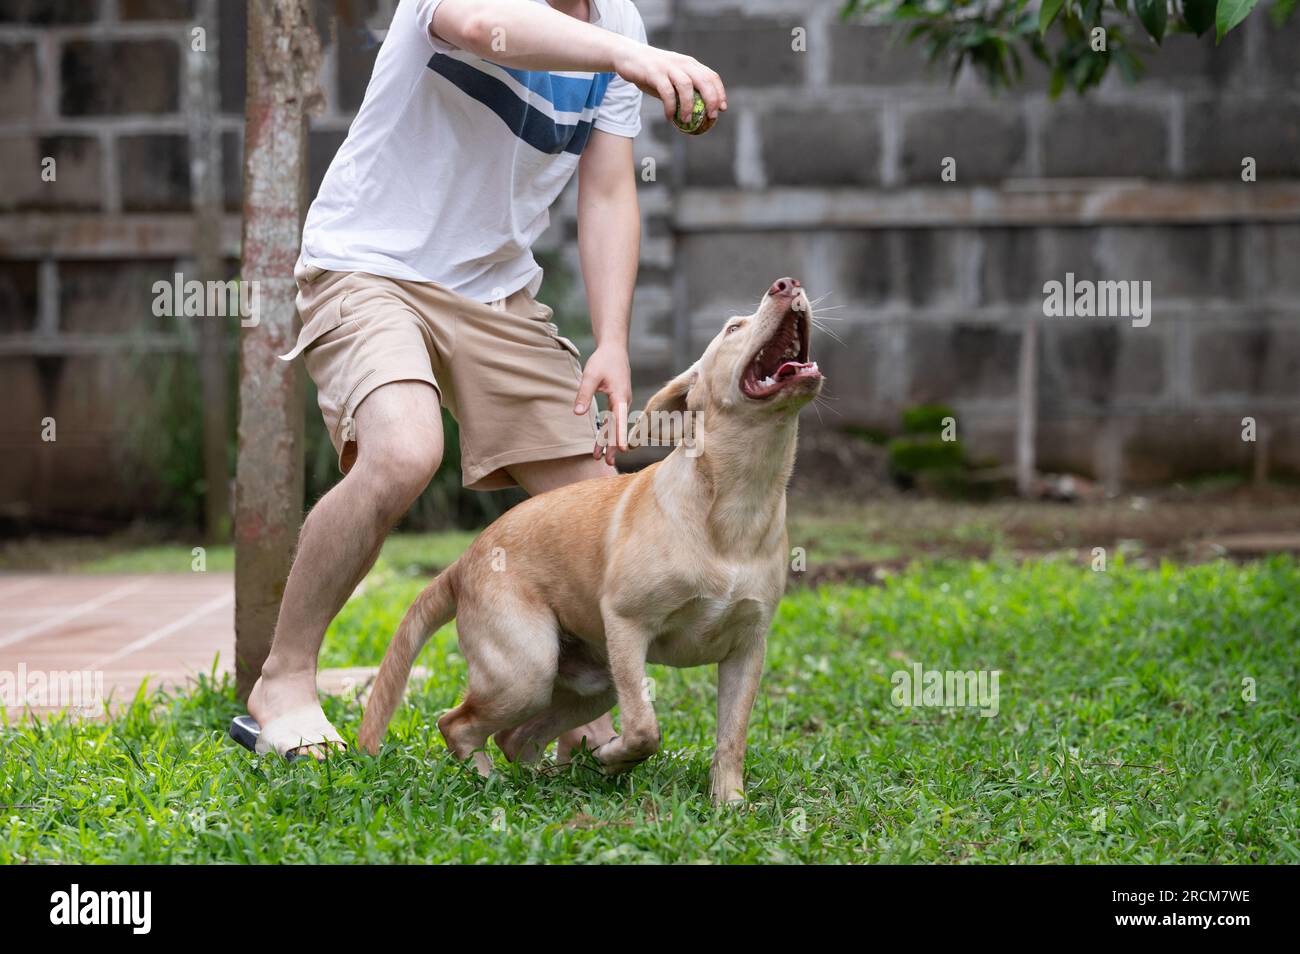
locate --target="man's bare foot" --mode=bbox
[246,668,346,761]
[555,713,618,765]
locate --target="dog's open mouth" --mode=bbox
[740,305,819,399]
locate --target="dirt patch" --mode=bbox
[785,488,1300,586]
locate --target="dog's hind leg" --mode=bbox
[494,687,616,764]
[437,700,497,776]
[437,601,559,776]
[496,636,615,763]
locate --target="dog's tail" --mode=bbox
[358,561,459,755]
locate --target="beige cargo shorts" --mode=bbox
[283,262,599,491]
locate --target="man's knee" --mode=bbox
[357,431,444,517]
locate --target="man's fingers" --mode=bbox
[574,372,598,415]
[595,403,613,465]
[711,68,727,113]
[614,398,629,453]
[669,69,695,123]
[654,75,678,124]
[690,65,725,118]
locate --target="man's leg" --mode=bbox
[507,454,614,495]
[506,454,619,761]
[248,381,444,758]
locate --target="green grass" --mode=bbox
[78,544,236,574]
[3,553,1297,863]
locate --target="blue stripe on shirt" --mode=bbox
[496,63,612,115]
[428,54,613,156]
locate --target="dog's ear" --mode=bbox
[641,364,698,418]
[631,365,698,447]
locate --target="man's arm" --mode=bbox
[430,0,726,125]
[573,129,638,464]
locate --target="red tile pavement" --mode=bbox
[0,573,234,720]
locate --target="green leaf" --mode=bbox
[1216,0,1260,40]
[1137,0,1169,42]
[1113,47,1146,83]
[1183,0,1217,33]
[1049,63,1067,98]
[1040,0,1065,34]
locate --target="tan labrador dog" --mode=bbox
[359,277,822,804]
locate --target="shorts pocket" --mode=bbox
[334,368,377,446]
[279,292,351,362]
[521,301,583,362]
[552,329,583,361]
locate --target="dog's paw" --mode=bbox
[592,734,655,775]
[710,787,745,807]
[709,766,746,806]
[591,736,633,775]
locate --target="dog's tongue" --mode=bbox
[776,361,811,379]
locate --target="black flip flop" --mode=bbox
[228,715,301,761]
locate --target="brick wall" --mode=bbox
[1,0,1298,523]
[661,0,1300,485]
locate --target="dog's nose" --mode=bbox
[769,277,800,297]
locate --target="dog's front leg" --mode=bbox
[710,633,767,805]
[592,614,659,774]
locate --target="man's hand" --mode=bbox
[431,0,726,129]
[612,44,726,128]
[575,344,632,466]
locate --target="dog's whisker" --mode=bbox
[810,397,841,419]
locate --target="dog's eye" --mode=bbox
[725,322,743,335]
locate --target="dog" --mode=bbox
[358,277,823,804]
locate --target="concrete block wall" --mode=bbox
[1,0,1298,523]
[0,0,222,517]
[661,0,1300,484]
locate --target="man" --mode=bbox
[237,0,726,759]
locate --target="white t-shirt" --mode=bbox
[301,0,646,302]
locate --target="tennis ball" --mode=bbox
[672,91,708,135]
